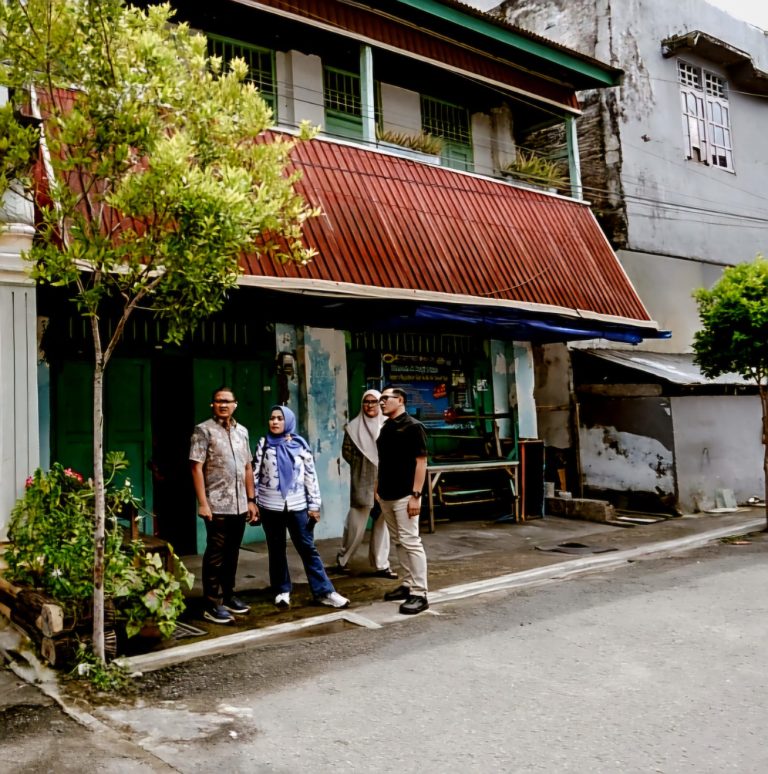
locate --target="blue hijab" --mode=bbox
[266,405,310,498]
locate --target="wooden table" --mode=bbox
[424,459,520,533]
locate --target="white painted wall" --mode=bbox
[0,188,38,540]
[671,394,763,511]
[380,83,421,135]
[275,50,325,130]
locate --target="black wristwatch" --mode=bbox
[411,490,422,498]
[248,497,257,504]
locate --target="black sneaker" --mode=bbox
[203,604,235,625]
[399,595,429,615]
[223,596,251,615]
[383,584,411,601]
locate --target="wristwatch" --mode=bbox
[247,497,257,504]
[411,490,422,498]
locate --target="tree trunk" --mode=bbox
[92,323,107,663]
[762,386,768,532]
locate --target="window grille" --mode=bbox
[207,34,276,109]
[324,68,362,117]
[421,95,473,171]
[323,67,364,140]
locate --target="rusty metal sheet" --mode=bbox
[242,136,653,325]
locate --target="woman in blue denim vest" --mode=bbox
[252,405,349,610]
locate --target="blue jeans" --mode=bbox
[260,507,335,598]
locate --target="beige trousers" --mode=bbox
[380,496,428,596]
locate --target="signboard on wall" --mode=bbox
[383,353,462,427]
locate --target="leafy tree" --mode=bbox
[0,0,318,661]
[693,256,768,527]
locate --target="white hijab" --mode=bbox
[346,389,385,465]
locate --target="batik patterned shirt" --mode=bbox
[189,417,252,514]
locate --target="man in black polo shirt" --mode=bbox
[376,387,429,615]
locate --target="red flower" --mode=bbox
[63,468,84,483]
[25,476,34,488]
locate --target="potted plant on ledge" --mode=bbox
[501,149,568,193]
[376,127,443,164]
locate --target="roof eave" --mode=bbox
[662,30,768,96]
[393,0,623,88]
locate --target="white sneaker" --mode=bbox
[274,592,291,609]
[319,591,350,609]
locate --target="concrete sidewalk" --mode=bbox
[117,506,765,671]
[2,508,765,684]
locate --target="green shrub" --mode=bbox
[7,453,193,641]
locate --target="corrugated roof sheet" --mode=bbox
[581,349,752,386]
[241,136,657,330]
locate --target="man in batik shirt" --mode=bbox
[190,387,258,624]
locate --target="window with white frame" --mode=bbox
[678,61,733,170]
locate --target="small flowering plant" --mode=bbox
[7,453,192,641]
[8,457,133,603]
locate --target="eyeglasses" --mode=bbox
[362,399,380,405]
[213,399,236,405]
[379,395,399,402]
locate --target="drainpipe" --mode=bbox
[565,115,583,200]
[360,44,376,145]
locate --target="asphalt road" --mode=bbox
[4,536,767,773]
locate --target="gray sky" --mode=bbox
[707,0,768,30]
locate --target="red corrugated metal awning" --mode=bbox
[241,136,663,341]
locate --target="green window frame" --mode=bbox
[421,95,474,172]
[323,66,364,140]
[207,34,276,111]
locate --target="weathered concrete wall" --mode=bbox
[533,343,571,451]
[494,0,768,274]
[577,395,676,508]
[671,395,763,512]
[296,326,349,540]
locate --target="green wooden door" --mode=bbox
[105,359,153,531]
[192,357,277,551]
[52,358,152,531]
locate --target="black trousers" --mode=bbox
[202,513,247,604]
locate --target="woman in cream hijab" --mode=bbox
[333,389,396,578]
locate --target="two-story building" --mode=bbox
[1,0,668,552]
[487,0,768,513]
